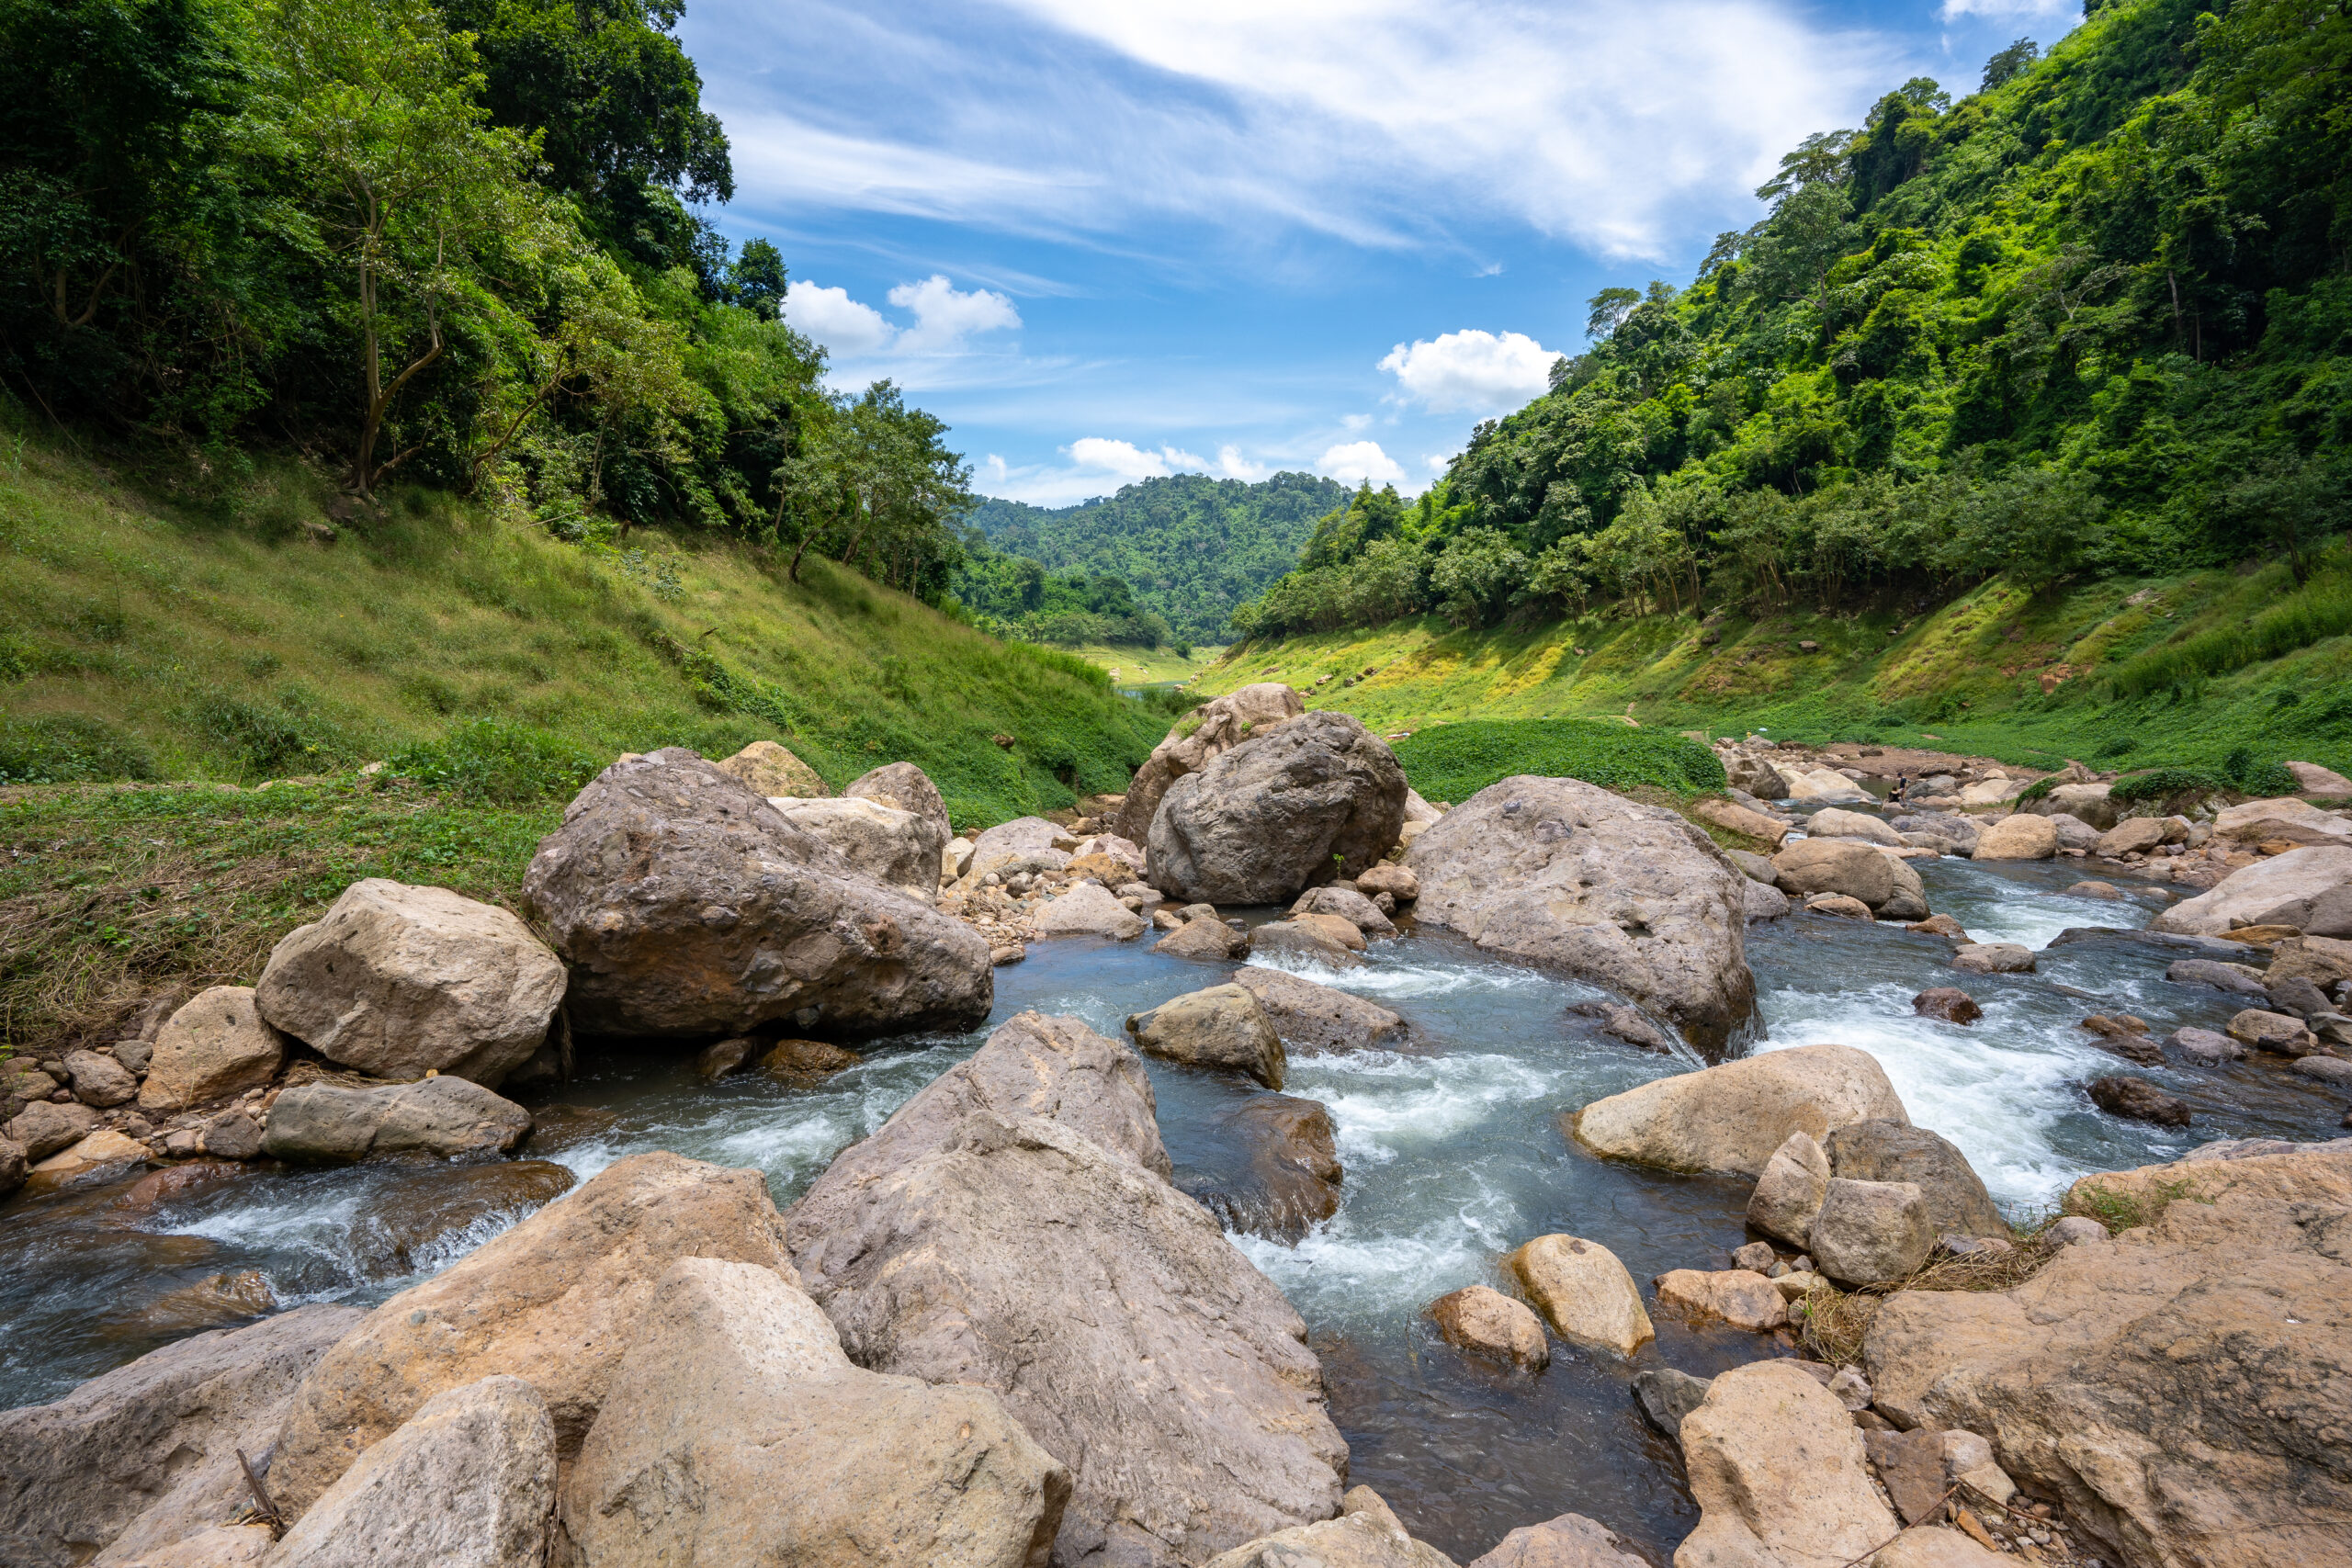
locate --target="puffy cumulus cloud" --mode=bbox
[781,274,1021,363]
[1939,0,2072,17]
[978,437,1289,504]
[1379,328,1561,413]
[1068,436,1207,479]
[1215,445,1269,480]
[1318,440,1408,489]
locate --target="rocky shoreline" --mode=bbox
[5,688,2349,1567]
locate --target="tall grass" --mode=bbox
[2107,572,2352,698]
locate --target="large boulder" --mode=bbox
[786,1107,1349,1568]
[1407,776,1758,1056]
[967,816,1072,880]
[844,760,954,849]
[1114,682,1306,845]
[1673,1359,1898,1568]
[1785,768,1872,806]
[259,1076,531,1165]
[521,749,990,1040]
[1127,984,1286,1089]
[2212,796,2352,847]
[1148,711,1408,904]
[2154,846,2352,937]
[1808,1178,1933,1285]
[711,738,827,796]
[254,880,564,1087]
[1806,807,1905,847]
[1770,839,1928,921]
[269,1375,555,1568]
[1155,914,1252,961]
[1973,813,2059,862]
[267,1152,797,1517]
[0,1304,363,1568]
[1228,965,1408,1055]
[564,1258,1069,1568]
[2027,782,2120,830]
[137,987,283,1112]
[1181,1094,1344,1242]
[764,795,946,904]
[1568,1043,1908,1176]
[790,1011,1172,1190]
[1507,1234,1654,1357]
[2286,761,2352,795]
[1824,1121,2007,1241]
[1861,1145,2352,1568]
[1035,881,1148,940]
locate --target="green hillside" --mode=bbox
[968,472,1350,644]
[0,430,1166,826]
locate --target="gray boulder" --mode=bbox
[1743,879,1792,922]
[62,1050,138,1108]
[1246,919,1363,968]
[2169,1026,2246,1065]
[787,1108,1349,1568]
[1725,848,1779,884]
[1148,710,1408,904]
[0,1304,363,1568]
[271,1374,554,1568]
[254,879,565,1087]
[1154,914,1251,961]
[522,749,991,1040]
[966,816,1072,881]
[764,795,946,905]
[1035,882,1148,940]
[1407,775,1758,1055]
[1229,964,1408,1055]
[565,1258,1068,1568]
[260,1077,531,1165]
[1724,754,1790,798]
[1632,1368,1713,1440]
[1127,984,1286,1089]
[843,760,955,852]
[1809,1178,1933,1285]
[1825,1121,2007,1241]
[1114,682,1305,845]
[2047,812,2103,852]
[1952,942,2036,975]
[2167,959,2269,997]
[1771,839,1928,921]
[6,1099,101,1162]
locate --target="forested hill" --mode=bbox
[969,472,1349,643]
[1233,0,2351,644]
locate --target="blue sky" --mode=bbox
[680,0,2084,507]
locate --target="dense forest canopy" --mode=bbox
[0,0,969,601]
[951,539,1179,650]
[1233,0,2352,643]
[969,471,1350,644]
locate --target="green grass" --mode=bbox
[0,424,1169,829]
[1194,547,2352,781]
[1392,719,1725,806]
[0,777,559,1051]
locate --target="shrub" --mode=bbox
[0,715,158,784]
[381,719,604,804]
[1393,718,1726,803]
[2109,766,2224,804]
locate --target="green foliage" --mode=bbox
[2107,766,2223,803]
[0,714,159,784]
[380,717,603,802]
[970,472,1349,643]
[1392,719,1726,805]
[954,542,1173,648]
[2107,567,2352,696]
[1232,0,2352,641]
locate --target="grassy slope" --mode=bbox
[1065,644,1225,686]
[1197,556,2352,776]
[0,434,1166,829]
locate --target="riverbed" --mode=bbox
[3,849,2343,1562]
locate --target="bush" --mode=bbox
[381,719,605,804]
[0,714,158,784]
[1393,718,1726,804]
[2109,766,2224,805]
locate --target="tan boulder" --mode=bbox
[1354,863,1419,901]
[254,879,566,1087]
[1693,796,1791,848]
[1772,837,1927,919]
[138,987,284,1112]
[1507,1235,1655,1357]
[1860,1144,2352,1568]
[1465,1511,1649,1568]
[712,738,828,796]
[2286,761,2352,795]
[2213,795,2351,846]
[267,1152,795,1517]
[2152,845,2352,936]
[1747,1130,1831,1247]
[31,1128,150,1181]
[843,760,952,847]
[1291,910,1370,951]
[1203,1506,1456,1568]
[1807,807,1905,847]
[1126,984,1286,1089]
[1673,1359,1896,1568]
[1972,813,2057,861]
[1568,1043,1908,1176]
[1652,1269,1788,1332]
[764,795,946,904]
[2096,816,2181,858]
[1035,881,1148,940]
[564,1258,1069,1567]
[1154,914,1252,961]
[1430,1284,1550,1370]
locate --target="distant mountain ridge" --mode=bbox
[969,471,1351,643]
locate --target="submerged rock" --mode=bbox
[2166,958,2268,996]
[2086,1075,2193,1126]
[1569,1043,1908,1177]
[1182,1093,1344,1243]
[1148,710,1408,904]
[1911,987,1983,1023]
[255,878,565,1087]
[1408,775,1758,1056]
[1430,1284,1550,1371]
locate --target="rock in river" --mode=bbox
[1148,710,1408,904]
[2086,1075,2193,1126]
[1569,1043,1908,1176]
[1127,984,1287,1089]
[1825,1121,2007,1241]
[260,1076,532,1165]
[1652,1269,1788,1332]
[1181,1092,1344,1243]
[1154,913,1252,961]
[522,748,990,1040]
[1228,964,1408,1055]
[0,1303,364,1568]
[2152,845,2352,937]
[255,879,566,1087]
[1430,1284,1550,1371]
[1408,774,1759,1056]
[1770,838,1928,921]
[1036,880,1149,940]
[137,987,284,1112]
[1862,1143,2352,1568]
[1747,1130,1831,1247]
[1972,813,2058,862]
[1508,1234,1654,1356]
[1674,1359,1897,1568]
[267,1151,796,1517]
[1912,987,1983,1023]
[1114,682,1305,845]
[1951,942,2035,975]
[565,1258,1069,1568]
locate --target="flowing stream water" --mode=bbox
[5,832,2346,1563]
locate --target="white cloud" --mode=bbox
[781,282,896,357]
[1318,440,1408,489]
[1066,436,1206,479]
[1938,0,2071,18]
[888,275,1023,353]
[1379,328,1561,413]
[1215,445,1269,480]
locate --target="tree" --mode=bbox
[1585,286,1642,343]
[1740,181,1854,317]
[273,0,544,495]
[729,238,786,321]
[1754,130,1853,202]
[1981,38,2039,92]
[777,380,972,593]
